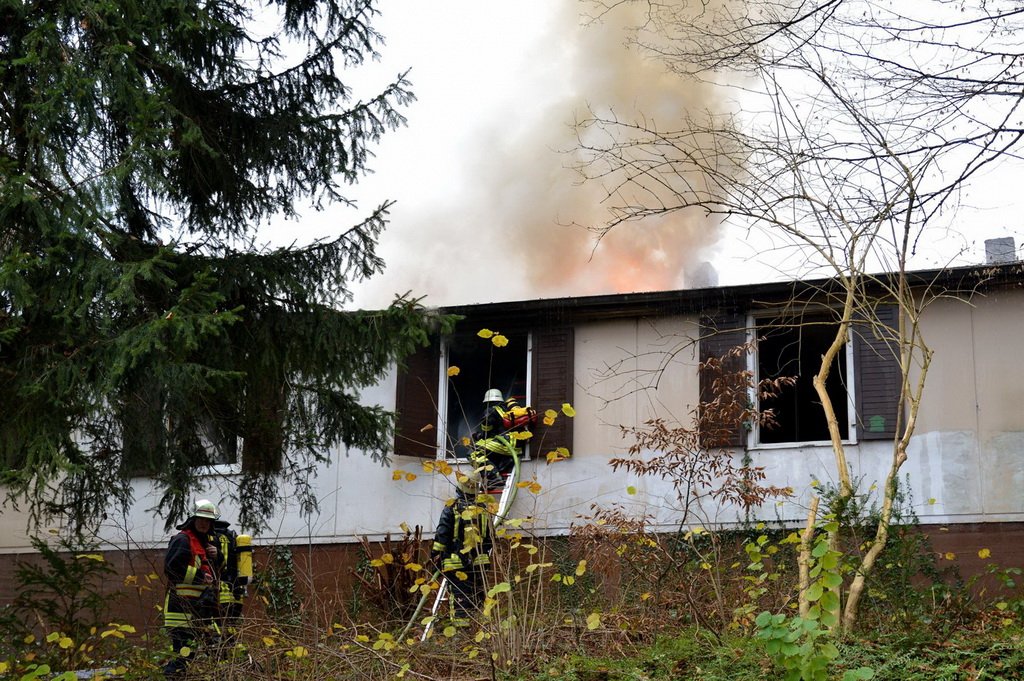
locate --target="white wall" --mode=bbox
[3,288,1024,553]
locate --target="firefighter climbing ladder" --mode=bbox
[406,453,521,642]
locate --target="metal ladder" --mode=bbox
[419,455,521,640]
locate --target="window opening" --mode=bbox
[756,316,849,444]
[443,331,530,460]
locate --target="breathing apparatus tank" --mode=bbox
[236,534,253,585]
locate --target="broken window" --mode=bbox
[755,315,851,444]
[395,325,574,459]
[442,331,530,460]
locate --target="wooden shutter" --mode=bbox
[698,312,748,448]
[531,327,574,454]
[853,304,902,441]
[394,342,441,458]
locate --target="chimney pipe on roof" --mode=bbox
[984,237,1017,264]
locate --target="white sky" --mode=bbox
[264,1,1024,310]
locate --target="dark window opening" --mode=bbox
[757,317,848,444]
[444,331,529,460]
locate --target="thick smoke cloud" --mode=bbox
[354,3,725,308]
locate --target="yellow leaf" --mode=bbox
[447,365,461,377]
[400,522,411,534]
[944,552,956,560]
[405,472,417,482]
[443,626,457,638]
[59,636,73,649]
[262,637,276,647]
[528,481,542,494]
[0,662,8,674]
[404,562,423,572]
[626,485,637,495]
[456,570,468,580]
[640,592,652,601]
[474,630,486,642]
[118,624,136,633]
[392,470,403,481]
[586,612,601,630]
[421,461,435,473]
[46,632,60,643]
[575,560,587,576]
[23,634,35,644]
[561,403,576,417]
[75,553,105,562]
[701,562,711,570]
[928,498,937,505]
[544,409,558,419]
[542,416,555,426]
[292,645,308,658]
[563,575,575,586]
[979,548,992,559]
[477,329,494,338]
[492,334,509,347]
[179,646,192,658]
[356,634,370,642]
[370,559,384,567]
[381,553,394,564]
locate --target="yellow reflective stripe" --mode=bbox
[431,542,445,552]
[175,584,205,598]
[442,556,463,571]
[472,555,490,566]
[184,564,198,585]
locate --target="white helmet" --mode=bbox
[193,499,219,520]
[456,469,482,494]
[482,388,503,403]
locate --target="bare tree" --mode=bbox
[571,0,1010,630]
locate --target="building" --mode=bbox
[2,260,1023,619]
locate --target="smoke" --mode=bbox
[354,3,725,308]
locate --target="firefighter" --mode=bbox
[162,499,221,678]
[470,389,536,491]
[431,470,491,615]
[212,519,244,640]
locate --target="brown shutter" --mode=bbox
[531,327,574,454]
[853,304,901,440]
[698,312,747,448]
[394,341,440,458]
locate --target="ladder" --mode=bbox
[418,454,521,641]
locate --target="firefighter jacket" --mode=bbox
[431,493,493,573]
[213,522,242,607]
[471,398,536,488]
[163,528,215,629]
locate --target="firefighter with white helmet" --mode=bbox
[470,388,537,491]
[162,499,221,678]
[430,468,491,614]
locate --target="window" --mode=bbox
[442,331,529,460]
[699,305,901,448]
[395,325,574,459]
[755,315,851,444]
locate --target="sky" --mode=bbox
[265,1,1024,310]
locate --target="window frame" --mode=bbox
[437,332,533,462]
[747,311,859,449]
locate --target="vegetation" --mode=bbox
[0,0,452,534]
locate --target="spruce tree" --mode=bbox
[0,0,449,531]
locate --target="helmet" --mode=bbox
[482,388,503,403]
[193,499,220,520]
[456,469,482,494]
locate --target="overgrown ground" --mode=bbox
[2,515,1023,681]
